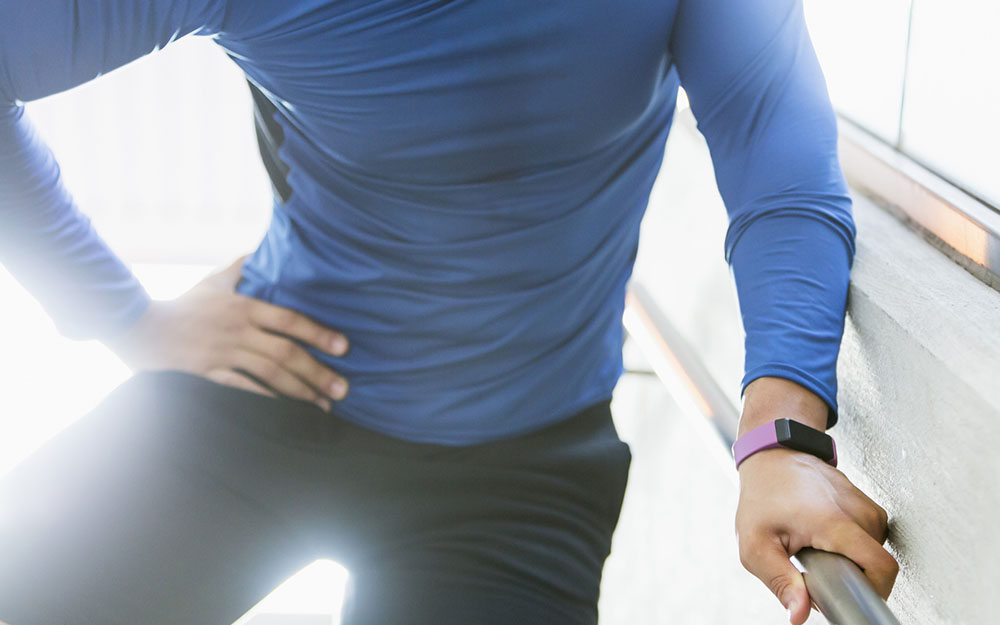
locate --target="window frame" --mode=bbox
[838,117,1000,288]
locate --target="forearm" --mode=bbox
[0,0,226,340]
[729,210,853,430]
[0,104,151,340]
[671,0,855,429]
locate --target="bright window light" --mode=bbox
[24,36,271,266]
[5,31,349,623]
[234,560,349,625]
[805,0,912,144]
[0,263,350,622]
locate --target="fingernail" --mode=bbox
[315,398,331,412]
[330,379,348,400]
[330,335,348,356]
[787,600,801,623]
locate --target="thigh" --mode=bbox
[342,566,600,625]
[338,401,632,625]
[0,372,323,625]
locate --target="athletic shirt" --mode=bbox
[0,0,854,444]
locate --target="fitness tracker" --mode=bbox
[732,418,837,469]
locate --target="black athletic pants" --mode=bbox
[0,371,631,625]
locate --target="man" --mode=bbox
[0,0,897,623]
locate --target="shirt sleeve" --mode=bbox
[0,0,227,340]
[669,0,855,428]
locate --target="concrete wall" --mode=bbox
[835,197,1000,625]
[627,108,1000,624]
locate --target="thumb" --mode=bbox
[206,254,250,290]
[746,540,811,624]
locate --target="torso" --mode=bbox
[222,0,683,443]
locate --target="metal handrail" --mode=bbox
[622,282,901,625]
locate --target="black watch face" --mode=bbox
[775,419,836,463]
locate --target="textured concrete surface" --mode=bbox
[835,196,1000,625]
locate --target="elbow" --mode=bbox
[0,73,22,121]
[719,135,856,265]
[723,192,856,266]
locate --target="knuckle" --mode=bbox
[873,555,899,599]
[237,324,259,344]
[738,548,753,571]
[299,361,324,385]
[864,507,884,532]
[274,309,297,331]
[767,573,795,599]
[232,297,253,317]
[301,350,321,371]
[225,315,246,334]
[881,550,900,575]
[737,537,762,571]
[257,361,280,380]
[285,383,311,399]
[826,511,855,534]
[276,340,297,361]
[877,504,890,526]
[188,353,212,373]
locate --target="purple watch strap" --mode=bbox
[732,422,782,469]
[732,420,838,469]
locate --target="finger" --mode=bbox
[245,331,349,401]
[247,301,349,357]
[814,521,900,599]
[205,368,277,397]
[837,490,890,544]
[740,535,811,625]
[232,349,329,408]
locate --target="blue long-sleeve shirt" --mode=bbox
[0,0,854,444]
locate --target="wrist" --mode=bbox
[734,417,837,472]
[103,299,167,365]
[735,445,819,478]
[738,376,829,437]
